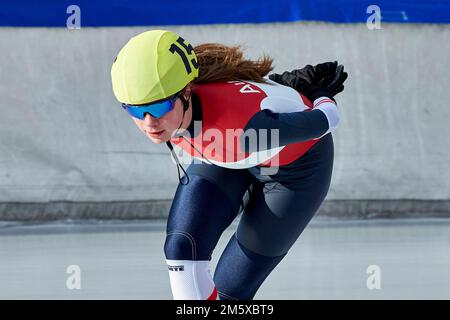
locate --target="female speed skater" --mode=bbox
[111,30,347,300]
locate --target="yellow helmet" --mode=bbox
[111,30,199,105]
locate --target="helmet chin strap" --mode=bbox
[165,92,214,185]
[175,94,190,137]
[165,93,191,185]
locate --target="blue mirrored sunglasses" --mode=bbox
[121,91,182,119]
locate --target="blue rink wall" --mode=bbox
[1,0,450,26]
[0,21,449,220]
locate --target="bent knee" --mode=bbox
[164,232,197,260]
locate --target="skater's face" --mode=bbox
[130,86,193,144]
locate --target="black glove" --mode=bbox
[302,61,339,84]
[317,64,347,97]
[269,61,348,102]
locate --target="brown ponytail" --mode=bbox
[192,43,274,84]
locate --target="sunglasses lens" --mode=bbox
[123,98,175,119]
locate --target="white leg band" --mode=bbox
[166,259,219,300]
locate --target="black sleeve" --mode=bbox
[240,108,329,153]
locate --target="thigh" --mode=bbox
[167,162,254,260]
[237,135,334,257]
[184,162,255,214]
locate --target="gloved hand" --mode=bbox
[317,63,347,97]
[269,61,348,102]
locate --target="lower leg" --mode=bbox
[213,233,285,300]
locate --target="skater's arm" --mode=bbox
[240,97,339,153]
